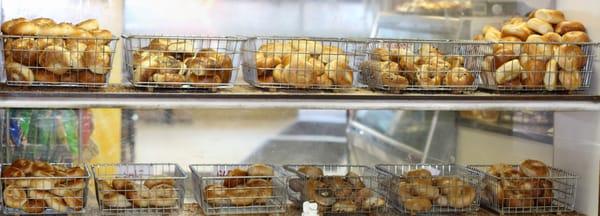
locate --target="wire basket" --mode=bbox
[361,39,485,93]
[283,164,390,215]
[0,161,90,214]
[1,35,118,87]
[3,109,82,163]
[480,41,597,92]
[468,164,577,214]
[189,164,287,215]
[123,35,245,89]
[375,164,481,215]
[242,36,366,90]
[90,163,187,215]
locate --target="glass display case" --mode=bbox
[0,0,598,215]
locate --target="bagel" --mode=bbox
[534,9,566,24]
[523,34,553,61]
[89,29,113,45]
[447,185,476,208]
[63,190,84,211]
[555,21,586,35]
[435,195,449,207]
[501,23,532,41]
[325,59,353,86]
[67,70,106,83]
[396,182,414,202]
[75,19,99,31]
[378,62,409,88]
[125,184,151,208]
[544,59,559,90]
[324,176,353,198]
[102,192,132,208]
[66,41,88,69]
[30,17,55,26]
[537,179,554,206]
[403,197,432,213]
[289,39,323,55]
[148,184,176,206]
[12,159,34,174]
[495,59,523,84]
[23,199,46,213]
[483,179,504,203]
[256,54,282,76]
[83,45,112,74]
[38,45,72,75]
[521,59,546,86]
[144,178,176,189]
[542,32,562,43]
[445,67,474,86]
[332,200,357,213]
[39,24,69,36]
[188,74,222,84]
[5,38,39,66]
[298,166,324,177]
[406,168,433,185]
[346,171,366,189]
[112,179,135,191]
[3,185,27,209]
[184,56,219,77]
[315,72,334,86]
[42,192,68,212]
[416,64,443,87]
[493,47,518,68]
[318,46,347,64]
[68,28,94,45]
[226,186,256,206]
[8,21,40,35]
[520,159,550,177]
[361,196,385,210]
[561,31,591,43]
[30,168,55,190]
[305,179,335,207]
[247,164,274,177]
[446,55,464,68]
[354,187,373,204]
[245,178,273,205]
[2,165,26,186]
[372,47,390,61]
[223,168,248,188]
[505,192,534,208]
[33,69,60,82]
[412,183,440,199]
[559,70,582,90]
[527,18,553,34]
[1,17,27,34]
[435,177,466,195]
[283,57,318,87]
[204,184,230,206]
[166,40,195,60]
[147,38,171,50]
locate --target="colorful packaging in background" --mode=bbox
[3,109,96,163]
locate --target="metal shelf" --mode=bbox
[0,84,599,110]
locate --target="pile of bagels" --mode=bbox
[132,39,233,85]
[1,159,87,213]
[360,44,475,89]
[1,17,113,84]
[393,168,476,213]
[254,40,353,87]
[203,164,275,207]
[287,165,385,213]
[483,159,554,208]
[96,177,178,209]
[474,9,591,90]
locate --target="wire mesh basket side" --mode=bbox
[283,164,390,214]
[3,109,83,163]
[242,36,367,90]
[2,35,118,87]
[0,163,90,214]
[123,35,245,89]
[375,164,481,214]
[90,163,187,215]
[468,164,577,214]
[480,41,596,92]
[361,40,485,93]
[189,164,287,215]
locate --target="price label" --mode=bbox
[118,164,154,177]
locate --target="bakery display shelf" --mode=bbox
[85,203,583,215]
[0,84,599,110]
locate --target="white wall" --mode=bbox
[556,1,600,215]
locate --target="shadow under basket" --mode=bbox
[123,35,245,90]
[90,163,187,215]
[2,35,118,87]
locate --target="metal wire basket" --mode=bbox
[242,36,366,90]
[468,164,577,214]
[0,162,90,214]
[90,163,187,215]
[361,39,485,93]
[480,41,597,92]
[1,35,118,87]
[375,164,481,215]
[2,109,82,163]
[123,35,245,89]
[283,164,391,215]
[189,164,287,215]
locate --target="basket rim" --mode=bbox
[121,34,247,41]
[245,35,367,43]
[90,163,188,179]
[189,163,283,179]
[467,164,579,178]
[1,34,119,40]
[0,163,91,179]
[283,164,379,178]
